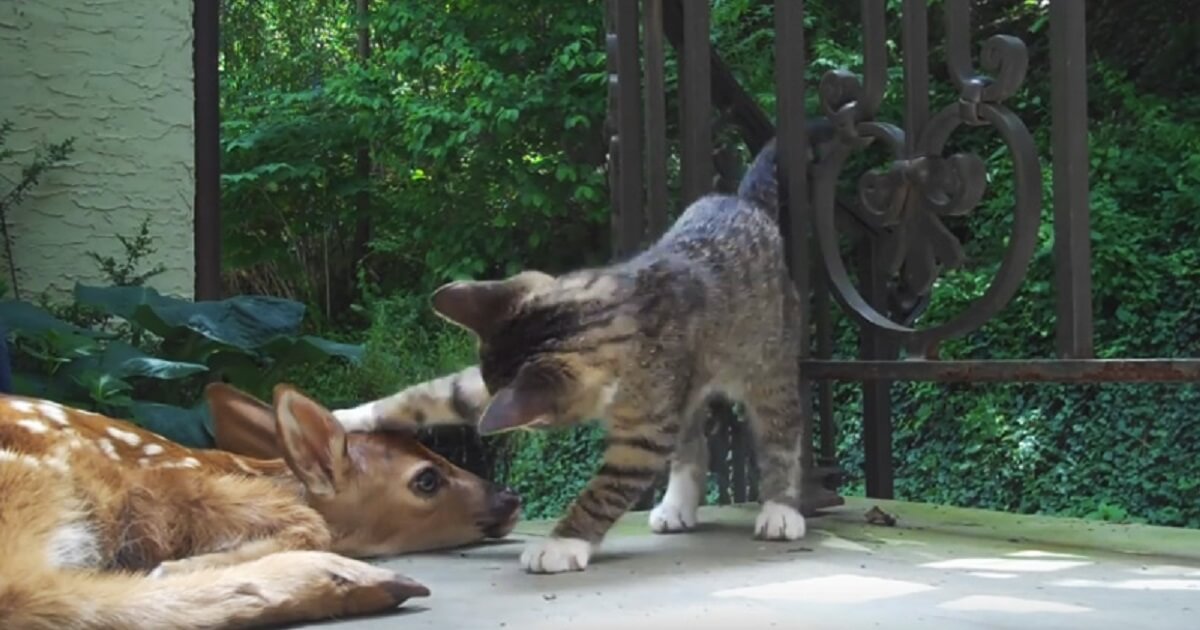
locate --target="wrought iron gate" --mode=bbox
[604,0,1200,512]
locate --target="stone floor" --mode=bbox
[307,498,1200,629]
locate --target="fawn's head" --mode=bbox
[206,383,521,556]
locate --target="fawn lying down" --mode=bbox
[0,382,521,629]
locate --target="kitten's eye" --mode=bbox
[411,467,442,496]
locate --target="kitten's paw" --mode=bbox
[649,501,698,533]
[520,537,592,574]
[332,405,375,432]
[754,501,806,541]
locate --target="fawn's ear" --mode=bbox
[272,384,349,498]
[206,383,281,460]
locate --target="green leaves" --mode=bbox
[1,285,362,448]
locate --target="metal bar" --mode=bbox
[643,0,669,240]
[902,0,929,152]
[351,0,373,315]
[1050,0,1095,359]
[710,405,731,504]
[775,0,814,473]
[859,246,894,499]
[614,0,644,257]
[816,271,836,466]
[731,415,746,503]
[799,359,1200,383]
[662,0,775,153]
[192,0,221,300]
[679,0,712,204]
[604,0,622,258]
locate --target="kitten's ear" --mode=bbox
[431,280,520,337]
[477,366,557,435]
[431,272,553,337]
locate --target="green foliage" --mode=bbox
[0,285,362,447]
[217,0,1200,528]
[494,426,608,521]
[85,217,168,288]
[220,0,611,320]
[283,291,475,408]
[0,120,75,300]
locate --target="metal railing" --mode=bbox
[604,0,1200,510]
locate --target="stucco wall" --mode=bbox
[0,0,195,301]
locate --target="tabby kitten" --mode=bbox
[337,139,809,574]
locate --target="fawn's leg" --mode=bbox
[149,474,332,577]
[20,551,429,629]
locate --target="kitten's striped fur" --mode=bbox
[336,138,810,573]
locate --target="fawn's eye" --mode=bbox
[411,467,442,497]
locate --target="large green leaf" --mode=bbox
[11,370,82,406]
[261,335,365,368]
[73,284,180,323]
[99,341,208,380]
[75,284,307,352]
[0,300,101,337]
[128,399,215,449]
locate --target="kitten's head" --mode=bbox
[431,271,629,435]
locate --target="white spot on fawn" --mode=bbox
[48,521,101,569]
[106,426,142,447]
[17,418,50,434]
[142,443,164,456]
[0,448,42,468]
[8,399,35,414]
[161,457,202,469]
[43,445,70,473]
[137,457,150,467]
[36,402,70,425]
[96,438,121,461]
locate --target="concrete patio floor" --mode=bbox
[309,498,1200,629]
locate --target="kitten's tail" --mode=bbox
[736,138,779,214]
[736,117,836,215]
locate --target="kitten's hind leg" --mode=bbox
[649,420,707,534]
[744,373,807,541]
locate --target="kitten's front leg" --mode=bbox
[523,420,676,574]
[333,366,489,432]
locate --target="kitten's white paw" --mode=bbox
[520,537,592,574]
[649,501,698,533]
[754,500,806,541]
[332,405,375,432]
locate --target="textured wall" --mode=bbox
[0,0,195,301]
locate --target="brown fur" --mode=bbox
[0,384,520,628]
[337,140,811,574]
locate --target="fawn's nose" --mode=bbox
[490,485,522,516]
[482,485,522,538]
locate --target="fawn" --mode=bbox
[0,382,521,629]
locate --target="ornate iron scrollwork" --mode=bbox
[811,0,1043,358]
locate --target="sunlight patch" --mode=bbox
[923,557,1091,573]
[968,572,1019,579]
[939,595,1090,614]
[1007,550,1087,559]
[818,533,873,554]
[1053,578,1200,591]
[713,574,935,604]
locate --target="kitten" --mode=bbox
[336,138,811,574]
